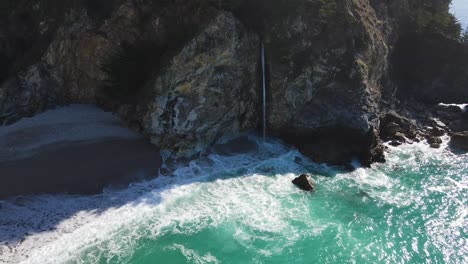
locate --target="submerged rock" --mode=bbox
[450,132,468,151]
[292,174,315,192]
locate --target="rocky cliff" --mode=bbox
[1,0,467,167]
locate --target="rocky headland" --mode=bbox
[0,0,467,196]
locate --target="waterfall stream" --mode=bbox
[261,43,267,139]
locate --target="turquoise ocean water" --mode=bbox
[1,135,467,264]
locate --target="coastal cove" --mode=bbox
[0,0,467,263]
[0,105,161,198]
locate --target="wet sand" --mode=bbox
[0,105,161,198]
[0,139,161,198]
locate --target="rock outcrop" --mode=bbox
[433,104,468,132]
[292,174,315,192]
[42,10,112,102]
[0,63,59,125]
[450,132,468,151]
[141,12,259,157]
[379,110,421,146]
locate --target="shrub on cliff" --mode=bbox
[408,0,462,39]
[461,27,468,44]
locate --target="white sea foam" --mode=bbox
[438,103,468,109]
[169,244,220,264]
[0,135,466,263]
[1,136,309,263]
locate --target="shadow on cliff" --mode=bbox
[0,134,346,247]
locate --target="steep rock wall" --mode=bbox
[0,0,466,166]
[141,12,259,157]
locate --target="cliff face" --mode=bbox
[141,12,259,157]
[248,0,398,166]
[0,0,466,166]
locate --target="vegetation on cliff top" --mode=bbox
[461,26,468,44]
[407,0,462,39]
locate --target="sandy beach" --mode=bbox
[0,105,161,198]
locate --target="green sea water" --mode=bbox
[1,136,467,264]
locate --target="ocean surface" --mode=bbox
[0,135,467,264]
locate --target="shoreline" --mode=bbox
[0,105,161,199]
[0,138,161,198]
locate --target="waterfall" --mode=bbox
[261,43,267,139]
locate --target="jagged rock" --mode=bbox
[292,174,315,192]
[435,105,463,121]
[380,111,418,143]
[0,63,60,125]
[450,132,468,151]
[43,10,113,102]
[428,127,445,137]
[141,12,258,157]
[382,122,403,138]
[427,137,442,149]
[42,1,155,104]
[433,105,467,133]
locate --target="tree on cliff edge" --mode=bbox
[461,26,468,44]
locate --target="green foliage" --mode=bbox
[461,27,468,44]
[316,0,338,22]
[409,0,462,39]
[99,41,163,101]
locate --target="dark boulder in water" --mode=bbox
[428,137,442,149]
[389,140,402,147]
[292,174,315,192]
[450,132,468,151]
